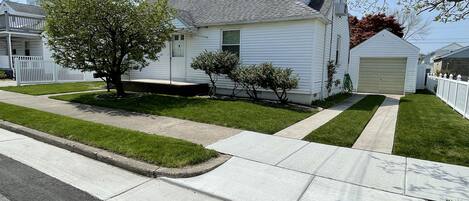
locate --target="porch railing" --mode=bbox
[0,13,45,34]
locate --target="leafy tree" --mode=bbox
[349,13,404,48]
[42,0,174,97]
[191,50,239,96]
[389,10,431,40]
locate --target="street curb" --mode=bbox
[0,120,230,178]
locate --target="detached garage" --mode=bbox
[348,30,420,94]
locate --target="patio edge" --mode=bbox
[0,120,230,178]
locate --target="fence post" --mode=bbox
[15,59,20,86]
[465,79,469,119]
[454,75,461,109]
[52,62,58,83]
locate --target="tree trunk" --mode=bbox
[110,72,125,97]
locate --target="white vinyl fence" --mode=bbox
[426,74,469,119]
[14,58,94,86]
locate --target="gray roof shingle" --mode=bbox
[5,0,45,16]
[164,0,330,27]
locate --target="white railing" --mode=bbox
[427,74,469,119]
[15,59,88,86]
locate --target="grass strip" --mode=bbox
[394,91,469,167]
[51,92,316,134]
[311,92,352,109]
[0,102,217,168]
[303,95,385,147]
[0,81,105,95]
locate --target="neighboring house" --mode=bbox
[128,0,351,105]
[0,0,95,83]
[420,43,463,73]
[0,0,46,77]
[433,45,469,80]
[348,30,420,94]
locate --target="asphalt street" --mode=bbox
[0,154,100,201]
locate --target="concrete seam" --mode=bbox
[295,175,316,201]
[159,178,231,201]
[0,138,27,143]
[274,142,310,166]
[104,178,153,201]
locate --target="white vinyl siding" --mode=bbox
[186,20,318,94]
[128,42,171,80]
[349,30,420,94]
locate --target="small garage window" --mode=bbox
[222,30,240,56]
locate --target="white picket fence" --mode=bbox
[14,58,93,86]
[426,74,469,119]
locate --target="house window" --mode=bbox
[335,35,341,65]
[171,34,184,57]
[222,30,240,56]
[25,41,30,56]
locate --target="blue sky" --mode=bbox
[15,0,469,54]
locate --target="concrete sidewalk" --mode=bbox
[0,128,221,201]
[0,90,241,145]
[353,95,401,154]
[275,95,365,139]
[193,131,469,201]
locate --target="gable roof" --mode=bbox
[434,45,469,60]
[162,0,330,27]
[351,29,420,53]
[4,0,44,16]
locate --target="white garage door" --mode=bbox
[358,58,407,94]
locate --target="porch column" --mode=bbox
[7,33,13,76]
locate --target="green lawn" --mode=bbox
[394,91,469,167]
[303,95,385,147]
[311,93,352,109]
[51,92,316,134]
[0,102,217,168]
[0,81,105,95]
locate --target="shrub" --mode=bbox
[326,60,337,95]
[343,73,353,93]
[0,70,7,79]
[191,50,239,96]
[230,63,299,103]
[232,65,262,100]
[257,63,299,104]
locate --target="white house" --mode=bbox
[0,0,46,74]
[348,30,420,94]
[127,0,351,105]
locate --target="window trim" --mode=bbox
[221,29,241,56]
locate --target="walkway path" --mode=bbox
[275,95,365,139]
[353,95,401,154]
[0,90,241,146]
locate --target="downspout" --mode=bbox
[320,2,335,100]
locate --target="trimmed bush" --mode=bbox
[232,65,262,100]
[258,63,299,104]
[230,63,299,103]
[191,50,239,96]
